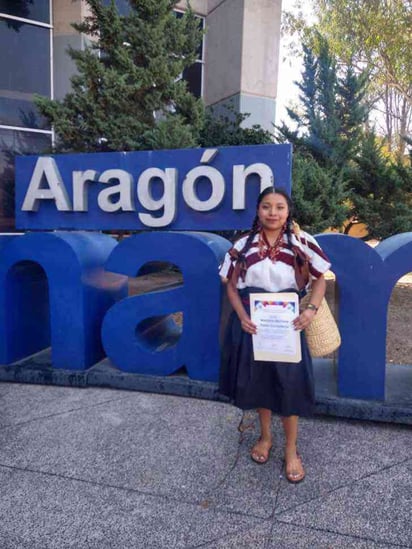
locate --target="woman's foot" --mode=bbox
[250,438,273,464]
[284,450,305,483]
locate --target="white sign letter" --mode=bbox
[137,168,177,227]
[21,157,72,211]
[182,166,225,211]
[232,163,274,210]
[73,170,99,212]
[97,169,134,212]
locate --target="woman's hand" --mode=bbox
[293,274,326,331]
[240,315,257,335]
[226,281,257,335]
[293,308,316,331]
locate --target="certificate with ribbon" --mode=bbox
[249,293,302,363]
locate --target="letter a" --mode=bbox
[21,157,72,211]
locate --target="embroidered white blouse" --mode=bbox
[219,231,331,291]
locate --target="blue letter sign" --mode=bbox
[102,232,230,380]
[0,232,127,369]
[4,144,411,406]
[15,145,292,231]
[317,232,412,400]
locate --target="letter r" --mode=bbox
[317,233,412,400]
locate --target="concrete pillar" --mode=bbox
[52,0,90,100]
[204,0,282,132]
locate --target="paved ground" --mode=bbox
[0,382,411,549]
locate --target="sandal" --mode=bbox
[284,453,305,484]
[250,438,273,465]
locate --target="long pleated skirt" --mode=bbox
[219,287,315,417]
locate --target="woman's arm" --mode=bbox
[307,274,326,310]
[293,274,326,331]
[226,279,257,334]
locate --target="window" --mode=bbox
[0,18,51,129]
[0,1,52,231]
[102,0,130,16]
[0,0,50,24]
[0,129,51,230]
[182,62,203,99]
[175,10,205,98]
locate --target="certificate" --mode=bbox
[249,293,301,363]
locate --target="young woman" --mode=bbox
[219,187,331,483]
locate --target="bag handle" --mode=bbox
[292,222,310,291]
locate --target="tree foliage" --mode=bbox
[277,34,369,169]
[349,134,412,238]
[35,0,204,152]
[316,0,412,156]
[199,105,273,148]
[276,33,412,238]
[290,152,350,233]
[314,0,412,103]
[275,34,371,231]
[284,0,412,155]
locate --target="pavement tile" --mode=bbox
[196,522,271,548]
[0,465,262,549]
[207,428,283,518]
[268,521,393,548]
[275,464,412,547]
[0,392,241,500]
[200,413,412,520]
[273,416,412,513]
[0,382,128,427]
[0,384,410,549]
[189,519,391,549]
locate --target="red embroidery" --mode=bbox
[258,228,285,262]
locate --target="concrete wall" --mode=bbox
[52,0,85,100]
[203,0,282,130]
[241,0,281,99]
[203,0,244,106]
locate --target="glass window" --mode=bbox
[195,16,204,61]
[102,0,130,16]
[174,10,204,60]
[0,18,51,129]
[0,128,51,231]
[182,62,202,98]
[0,0,50,24]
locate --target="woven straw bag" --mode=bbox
[301,293,341,357]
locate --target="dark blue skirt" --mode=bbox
[219,287,315,417]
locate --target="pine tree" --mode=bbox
[275,34,372,231]
[35,0,204,152]
[291,151,350,234]
[349,134,412,239]
[277,33,369,169]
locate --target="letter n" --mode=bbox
[0,232,127,369]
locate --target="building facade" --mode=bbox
[0,0,282,231]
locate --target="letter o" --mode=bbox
[182,166,225,211]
